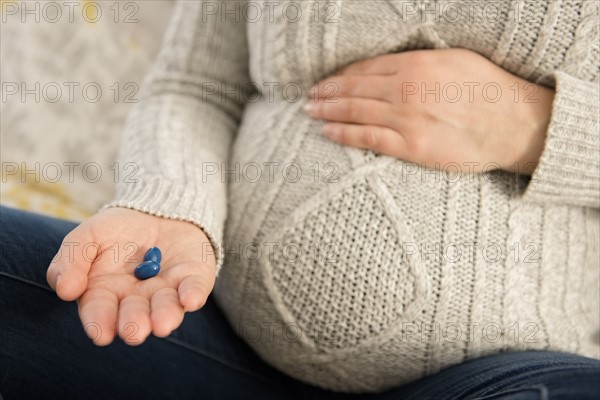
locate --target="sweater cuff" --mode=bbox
[521,71,600,208]
[100,175,224,275]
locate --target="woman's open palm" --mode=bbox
[46,207,216,346]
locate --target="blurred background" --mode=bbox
[1,0,173,220]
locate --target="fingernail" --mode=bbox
[303,103,316,115]
[322,124,341,140]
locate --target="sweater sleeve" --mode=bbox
[101,0,251,274]
[520,71,600,209]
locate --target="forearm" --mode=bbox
[504,82,555,176]
[104,0,251,271]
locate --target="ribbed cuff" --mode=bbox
[100,175,224,275]
[521,71,600,208]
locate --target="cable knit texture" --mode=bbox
[104,0,600,393]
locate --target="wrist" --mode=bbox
[505,84,555,175]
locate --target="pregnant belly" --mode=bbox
[214,100,521,392]
[224,99,439,334]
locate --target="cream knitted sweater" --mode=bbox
[106,0,600,393]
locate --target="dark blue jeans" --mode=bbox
[1,205,599,400]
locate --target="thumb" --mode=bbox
[46,224,97,301]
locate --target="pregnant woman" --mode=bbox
[1,1,599,399]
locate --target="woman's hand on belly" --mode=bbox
[303,48,555,176]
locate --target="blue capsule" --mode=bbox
[134,260,161,280]
[144,247,162,264]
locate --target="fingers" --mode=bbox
[47,227,97,301]
[79,290,153,347]
[78,288,119,346]
[151,287,184,338]
[79,286,185,345]
[304,97,394,127]
[310,75,393,102]
[178,274,211,312]
[118,295,152,346]
[321,123,407,158]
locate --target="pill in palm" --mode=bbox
[144,246,162,263]
[134,260,161,280]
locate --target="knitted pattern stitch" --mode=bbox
[105,0,600,393]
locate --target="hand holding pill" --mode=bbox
[46,208,217,346]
